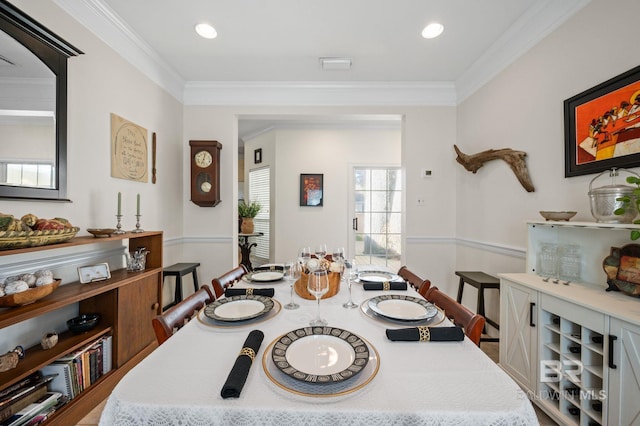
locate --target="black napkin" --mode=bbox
[253,265,284,272]
[224,288,275,297]
[221,330,264,399]
[385,326,464,342]
[362,281,408,291]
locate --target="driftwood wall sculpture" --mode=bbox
[454,145,535,192]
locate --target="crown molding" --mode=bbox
[53,0,185,102]
[455,0,591,103]
[183,81,457,106]
[55,0,589,107]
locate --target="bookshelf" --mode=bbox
[0,231,163,425]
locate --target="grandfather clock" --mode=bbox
[189,140,222,207]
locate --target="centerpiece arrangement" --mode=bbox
[238,200,261,234]
[294,254,343,300]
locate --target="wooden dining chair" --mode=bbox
[397,266,431,297]
[211,265,249,298]
[424,286,485,346]
[152,286,215,345]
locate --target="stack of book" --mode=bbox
[0,376,67,426]
[40,334,112,400]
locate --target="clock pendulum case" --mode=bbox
[189,140,222,207]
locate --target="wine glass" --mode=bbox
[300,247,311,265]
[315,244,327,260]
[332,247,345,262]
[342,258,358,309]
[308,269,329,326]
[284,261,301,310]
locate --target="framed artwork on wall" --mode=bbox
[300,173,323,206]
[564,64,640,177]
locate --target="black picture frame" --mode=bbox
[254,148,262,164]
[564,64,640,177]
[300,174,323,206]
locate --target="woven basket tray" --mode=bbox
[0,227,80,250]
[294,271,341,300]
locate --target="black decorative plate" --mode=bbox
[367,294,437,321]
[203,295,274,322]
[271,327,369,384]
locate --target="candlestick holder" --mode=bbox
[131,214,144,233]
[114,214,126,234]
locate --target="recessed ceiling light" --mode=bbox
[422,22,444,39]
[195,23,217,39]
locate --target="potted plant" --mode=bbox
[238,200,261,234]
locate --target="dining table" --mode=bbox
[99,265,537,425]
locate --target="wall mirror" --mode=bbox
[0,1,81,201]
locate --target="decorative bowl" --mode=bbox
[539,211,577,221]
[0,227,80,250]
[40,332,58,350]
[87,228,117,238]
[0,279,61,307]
[67,313,100,334]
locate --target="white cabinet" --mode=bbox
[608,317,640,426]
[500,219,640,426]
[500,280,538,392]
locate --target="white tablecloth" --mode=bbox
[100,271,537,425]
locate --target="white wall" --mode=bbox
[0,0,184,353]
[244,126,401,262]
[455,0,640,327]
[182,107,458,289]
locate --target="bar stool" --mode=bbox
[162,262,201,310]
[455,271,500,343]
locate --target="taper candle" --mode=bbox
[137,194,140,215]
[117,192,122,215]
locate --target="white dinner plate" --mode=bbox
[272,327,369,384]
[247,271,284,282]
[360,297,445,327]
[367,295,437,321]
[357,271,399,283]
[263,335,380,400]
[197,298,281,329]
[203,295,273,322]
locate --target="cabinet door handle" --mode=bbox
[609,335,618,369]
[151,302,159,311]
[529,302,536,327]
[352,217,358,231]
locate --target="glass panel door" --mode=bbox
[352,167,401,270]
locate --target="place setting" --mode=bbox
[359,294,445,327]
[242,264,286,284]
[197,293,282,330]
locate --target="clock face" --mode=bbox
[194,150,213,168]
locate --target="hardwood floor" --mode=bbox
[76,341,556,425]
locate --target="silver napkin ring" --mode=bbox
[246,288,254,295]
[418,326,431,342]
[383,281,391,291]
[239,347,256,361]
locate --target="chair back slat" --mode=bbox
[152,286,214,345]
[211,265,248,297]
[397,266,431,296]
[425,286,485,346]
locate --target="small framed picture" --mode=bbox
[300,173,323,206]
[254,148,262,164]
[78,263,111,283]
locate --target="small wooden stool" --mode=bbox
[455,271,500,343]
[162,263,201,310]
